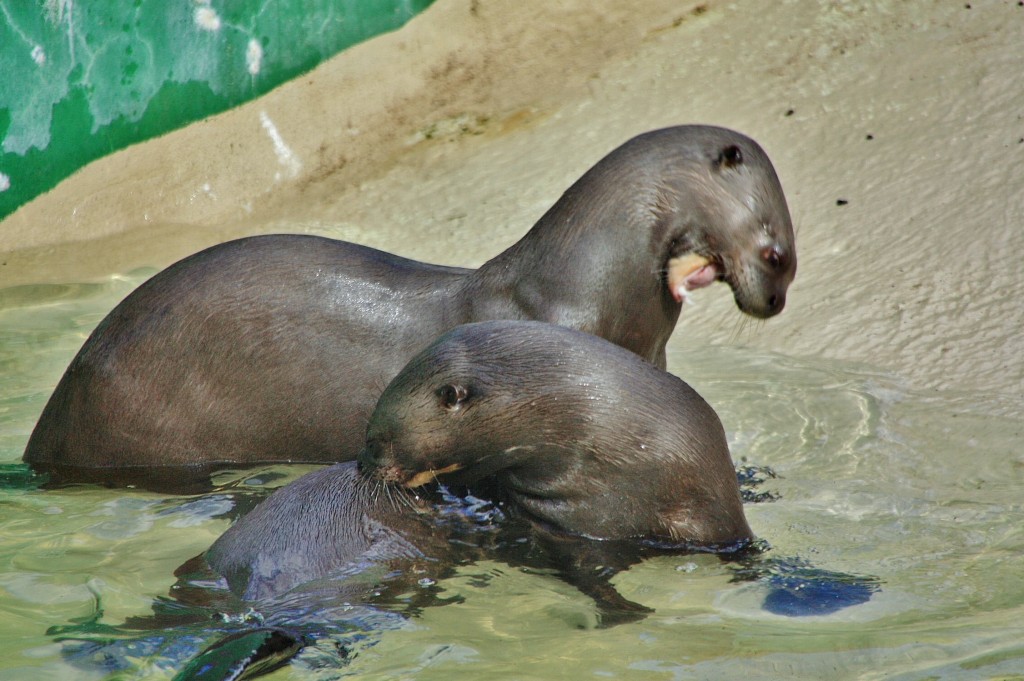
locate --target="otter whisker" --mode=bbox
[403,490,420,512]
[727,311,753,346]
[384,480,398,510]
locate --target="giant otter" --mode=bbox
[178,321,754,678]
[24,126,796,490]
[207,321,753,608]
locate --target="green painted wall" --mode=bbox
[0,0,433,221]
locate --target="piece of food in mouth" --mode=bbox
[404,463,464,488]
[667,253,717,303]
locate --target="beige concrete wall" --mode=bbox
[2,0,1021,399]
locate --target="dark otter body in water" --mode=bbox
[206,321,753,616]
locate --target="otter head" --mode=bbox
[359,324,560,490]
[651,126,796,318]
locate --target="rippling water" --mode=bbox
[1,275,1021,680]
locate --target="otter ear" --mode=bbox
[716,144,744,170]
[438,384,469,411]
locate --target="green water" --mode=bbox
[0,272,1022,679]
[0,0,433,220]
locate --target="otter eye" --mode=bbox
[438,384,468,410]
[762,245,784,270]
[718,145,743,168]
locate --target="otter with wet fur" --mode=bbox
[202,320,751,621]
[25,126,795,490]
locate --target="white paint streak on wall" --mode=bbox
[194,7,221,32]
[246,38,263,75]
[259,111,301,179]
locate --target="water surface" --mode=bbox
[0,274,1021,679]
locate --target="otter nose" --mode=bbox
[765,288,786,317]
[765,290,786,315]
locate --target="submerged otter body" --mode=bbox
[204,462,450,602]
[24,126,796,489]
[360,320,754,547]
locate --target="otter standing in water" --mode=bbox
[25,126,795,490]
